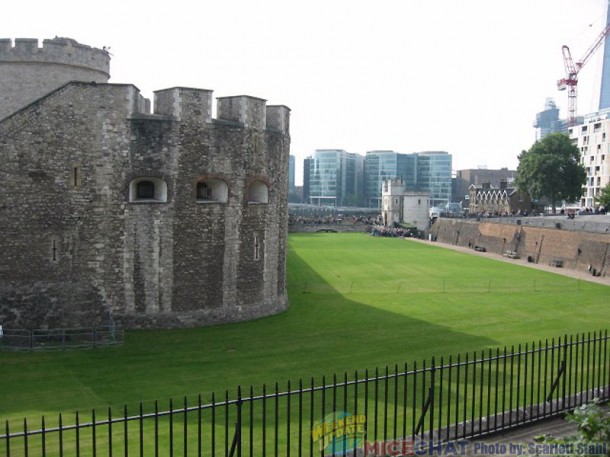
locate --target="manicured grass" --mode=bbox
[1,233,608,425]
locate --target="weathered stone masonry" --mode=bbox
[0,38,290,329]
[430,218,610,276]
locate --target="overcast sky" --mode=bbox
[3,0,609,184]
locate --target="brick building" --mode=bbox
[468,180,538,216]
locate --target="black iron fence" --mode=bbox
[0,326,124,351]
[2,331,608,456]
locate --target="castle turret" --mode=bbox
[217,95,267,130]
[0,37,110,120]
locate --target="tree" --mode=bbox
[515,133,586,214]
[595,183,610,209]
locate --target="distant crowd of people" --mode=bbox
[289,215,380,225]
[370,225,418,238]
[472,209,539,218]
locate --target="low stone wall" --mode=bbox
[288,223,371,233]
[430,218,610,277]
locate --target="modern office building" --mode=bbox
[303,149,452,208]
[568,109,610,208]
[304,149,364,206]
[533,99,564,141]
[303,156,312,203]
[551,0,610,207]
[600,0,610,110]
[558,1,610,209]
[364,151,418,207]
[415,151,453,208]
[288,155,296,193]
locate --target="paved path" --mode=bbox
[459,416,579,456]
[410,238,610,287]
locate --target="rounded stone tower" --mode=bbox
[0,37,110,120]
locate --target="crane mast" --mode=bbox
[558,24,610,127]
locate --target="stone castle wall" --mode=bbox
[0,38,290,329]
[430,218,610,276]
[0,37,111,120]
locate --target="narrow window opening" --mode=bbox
[247,180,269,204]
[51,239,58,263]
[73,167,79,187]
[197,182,213,199]
[129,177,168,203]
[253,234,261,261]
[136,180,155,199]
[195,179,228,203]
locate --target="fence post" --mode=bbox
[229,385,242,457]
[415,363,435,437]
[545,361,565,403]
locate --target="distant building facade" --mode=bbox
[453,168,517,209]
[533,99,564,141]
[289,155,296,192]
[381,179,429,231]
[568,109,610,208]
[415,151,452,208]
[362,150,452,209]
[599,0,610,110]
[468,180,537,216]
[304,149,363,206]
[303,156,312,203]
[364,151,417,208]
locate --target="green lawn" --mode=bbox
[1,233,608,424]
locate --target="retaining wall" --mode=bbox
[430,218,610,276]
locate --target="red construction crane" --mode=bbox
[558,24,610,127]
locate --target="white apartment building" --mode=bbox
[569,109,610,209]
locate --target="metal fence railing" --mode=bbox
[289,275,589,296]
[0,326,124,351]
[1,330,608,456]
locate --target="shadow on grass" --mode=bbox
[281,245,500,377]
[0,239,503,422]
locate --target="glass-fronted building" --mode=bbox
[416,151,452,208]
[364,151,418,207]
[303,149,452,208]
[288,155,296,192]
[304,149,364,206]
[303,157,312,203]
[533,98,565,141]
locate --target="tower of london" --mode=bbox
[0,37,291,329]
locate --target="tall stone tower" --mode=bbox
[0,37,110,120]
[0,38,290,329]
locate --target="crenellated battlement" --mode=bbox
[0,37,110,78]
[217,95,267,130]
[0,36,291,330]
[266,105,290,134]
[153,88,290,132]
[0,37,111,119]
